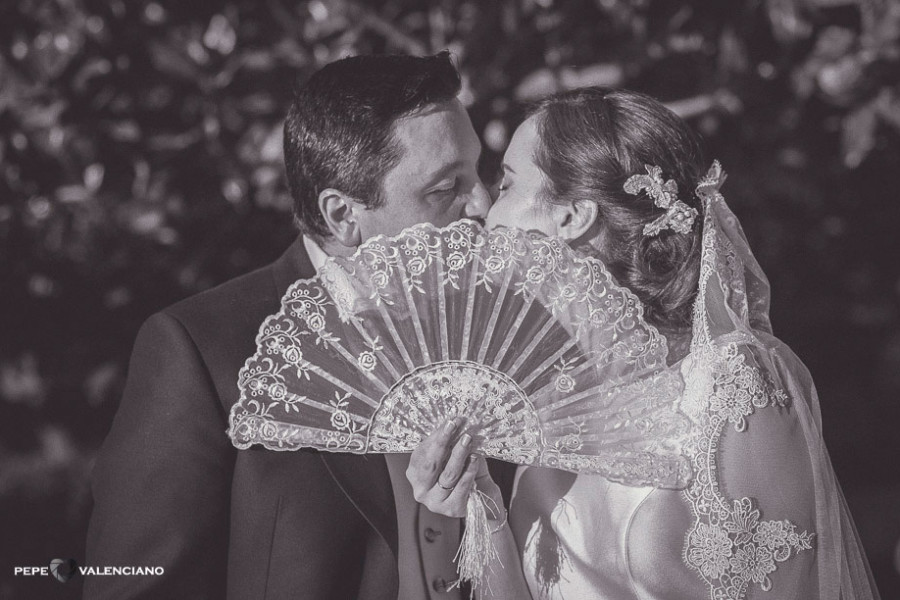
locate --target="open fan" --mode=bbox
[229,220,691,483]
[227,220,692,586]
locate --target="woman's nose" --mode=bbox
[463,183,492,222]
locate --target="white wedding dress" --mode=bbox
[509,163,881,600]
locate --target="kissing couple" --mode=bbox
[86,52,880,600]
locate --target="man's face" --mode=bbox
[354,99,491,242]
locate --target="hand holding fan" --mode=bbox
[228,220,692,587]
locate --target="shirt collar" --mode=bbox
[302,234,331,274]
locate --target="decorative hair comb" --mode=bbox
[624,165,699,236]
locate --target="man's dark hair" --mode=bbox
[284,51,462,239]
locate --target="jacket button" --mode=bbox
[424,527,441,543]
[432,577,450,592]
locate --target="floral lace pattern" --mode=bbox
[229,220,694,489]
[680,167,815,599]
[369,361,543,464]
[680,343,814,599]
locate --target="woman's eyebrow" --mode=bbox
[501,163,516,174]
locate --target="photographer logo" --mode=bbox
[49,558,78,583]
[14,560,164,581]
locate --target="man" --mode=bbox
[85,52,510,599]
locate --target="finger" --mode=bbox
[408,418,463,488]
[436,432,473,494]
[434,416,464,444]
[443,456,480,516]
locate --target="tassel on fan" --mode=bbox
[228,220,693,589]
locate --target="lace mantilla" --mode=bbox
[680,343,813,600]
[680,169,814,599]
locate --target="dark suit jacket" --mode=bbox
[85,237,515,600]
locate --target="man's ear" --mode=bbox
[556,198,599,242]
[319,188,362,248]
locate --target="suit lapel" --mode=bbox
[270,236,398,558]
[320,453,398,556]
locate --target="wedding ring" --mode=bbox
[437,480,455,491]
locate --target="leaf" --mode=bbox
[558,63,624,90]
[812,27,857,62]
[56,184,88,203]
[807,0,859,6]
[129,208,165,234]
[718,28,749,75]
[84,363,121,407]
[108,120,141,142]
[875,88,900,131]
[841,101,878,168]
[147,129,202,151]
[72,58,112,93]
[0,354,46,407]
[148,39,200,82]
[239,49,277,71]
[816,55,865,105]
[203,14,236,55]
[863,1,900,50]
[30,28,84,81]
[259,125,282,163]
[766,0,813,43]
[514,68,559,101]
[20,100,67,129]
[84,163,105,192]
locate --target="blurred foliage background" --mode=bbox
[2,0,899,597]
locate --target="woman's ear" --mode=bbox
[319,188,362,248]
[556,198,598,242]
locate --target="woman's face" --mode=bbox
[486,116,561,235]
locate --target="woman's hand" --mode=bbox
[406,418,502,519]
[407,419,530,599]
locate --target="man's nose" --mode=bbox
[463,183,492,222]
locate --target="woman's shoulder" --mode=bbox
[682,335,819,508]
[655,336,820,600]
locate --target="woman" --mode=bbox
[407,88,880,599]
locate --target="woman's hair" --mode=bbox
[528,87,706,330]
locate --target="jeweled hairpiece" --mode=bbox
[624,165,699,236]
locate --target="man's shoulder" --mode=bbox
[168,264,277,322]
[155,262,285,355]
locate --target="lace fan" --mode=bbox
[229,220,691,485]
[227,220,692,587]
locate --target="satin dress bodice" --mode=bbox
[510,468,651,600]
